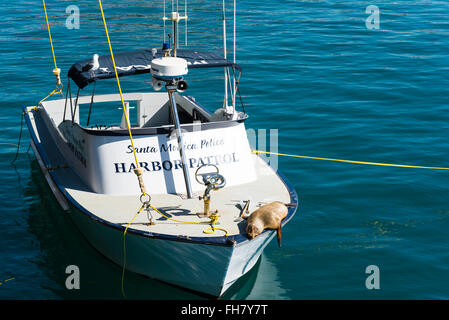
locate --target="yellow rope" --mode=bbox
[149,204,229,237]
[0,278,15,286]
[0,143,19,147]
[202,214,229,237]
[40,0,62,107]
[42,0,57,70]
[121,204,145,299]
[36,87,62,107]
[98,0,140,168]
[252,150,449,171]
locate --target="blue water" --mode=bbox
[2,0,449,300]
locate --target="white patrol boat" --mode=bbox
[24,1,298,297]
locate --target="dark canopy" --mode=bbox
[68,49,241,89]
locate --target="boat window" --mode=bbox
[74,93,212,131]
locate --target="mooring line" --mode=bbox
[40,0,63,105]
[10,112,24,164]
[0,277,15,286]
[121,204,145,299]
[252,150,449,171]
[0,143,19,147]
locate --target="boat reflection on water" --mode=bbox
[222,253,288,300]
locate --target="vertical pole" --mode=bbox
[167,85,193,198]
[176,0,179,48]
[173,16,178,57]
[185,0,188,45]
[120,102,130,129]
[163,0,166,42]
[72,87,80,124]
[222,0,228,109]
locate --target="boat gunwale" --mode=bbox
[24,106,298,248]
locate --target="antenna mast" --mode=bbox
[222,0,238,117]
[163,0,188,56]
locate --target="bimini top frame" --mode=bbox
[68,49,241,89]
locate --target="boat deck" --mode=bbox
[67,154,291,238]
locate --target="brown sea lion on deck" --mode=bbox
[245,201,289,247]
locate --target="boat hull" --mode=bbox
[31,136,277,296]
[64,196,275,296]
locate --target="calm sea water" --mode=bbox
[2,0,449,300]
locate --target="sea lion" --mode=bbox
[245,201,288,247]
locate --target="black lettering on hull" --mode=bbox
[113,152,240,174]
